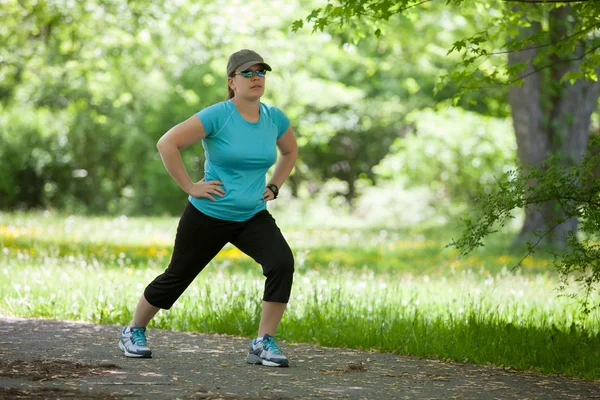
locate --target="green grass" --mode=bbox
[1,211,599,380]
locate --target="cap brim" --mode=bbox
[236,61,272,72]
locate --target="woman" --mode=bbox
[118,49,298,368]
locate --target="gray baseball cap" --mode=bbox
[227,49,272,76]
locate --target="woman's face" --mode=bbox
[229,64,267,100]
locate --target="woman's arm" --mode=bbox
[157,116,225,201]
[264,126,298,201]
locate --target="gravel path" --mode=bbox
[0,317,598,399]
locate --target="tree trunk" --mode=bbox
[508,7,600,248]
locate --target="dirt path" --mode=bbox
[0,317,598,399]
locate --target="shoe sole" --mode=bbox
[118,341,152,358]
[246,354,288,367]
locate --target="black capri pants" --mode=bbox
[144,202,294,309]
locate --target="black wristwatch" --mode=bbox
[266,183,279,199]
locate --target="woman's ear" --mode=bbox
[228,77,235,91]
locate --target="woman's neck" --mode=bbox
[232,97,260,122]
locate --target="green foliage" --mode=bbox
[286,1,511,202]
[295,0,600,313]
[294,0,600,98]
[450,135,600,312]
[0,0,174,213]
[0,106,75,210]
[296,98,407,204]
[4,0,484,212]
[5,0,593,215]
[441,1,600,99]
[375,107,516,211]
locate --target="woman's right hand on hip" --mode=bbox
[187,179,225,201]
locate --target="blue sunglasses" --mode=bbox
[237,69,267,78]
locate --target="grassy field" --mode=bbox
[1,210,599,380]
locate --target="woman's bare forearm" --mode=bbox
[157,141,194,194]
[269,151,297,189]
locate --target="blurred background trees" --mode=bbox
[2,0,599,242]
[293,0,600,247]
[290,0,600,303]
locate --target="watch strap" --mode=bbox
[266,183,279,199]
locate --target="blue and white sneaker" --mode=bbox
[246,334,289,367]
[118,326,152,358]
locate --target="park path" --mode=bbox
[0,317,599,399]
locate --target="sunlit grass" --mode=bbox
[0,211,552,276]
[1,211,599,380]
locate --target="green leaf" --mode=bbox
[307,8,322,22]
[291,19,304,32]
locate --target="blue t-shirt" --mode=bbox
[189,100,290,222]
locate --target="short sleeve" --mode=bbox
[270,107,291,139]
[195,103,225,137]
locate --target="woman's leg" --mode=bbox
[258,301,287,337]
[119,203,235,358]
[231,210,294,334]
[143,203,234,311]
[232,210,294,367]
[129,295,160,328]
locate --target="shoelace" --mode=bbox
[263,337,282,354]
[130,328,148,346]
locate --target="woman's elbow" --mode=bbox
[156,134,171,152]
[290,144,299,159]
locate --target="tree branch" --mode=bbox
[386,0,434,13]
[459,41,600,91]
[510,216,571,273]
[352,0,435,19]
[521,194,600,209]
[487,23,600,56]
[509,42,600,84]
[502,0,590,3]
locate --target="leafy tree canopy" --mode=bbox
[293,0,600,100]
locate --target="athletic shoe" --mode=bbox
[246,334,289,367]
[117,326,152,358]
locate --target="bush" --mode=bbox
[450,134,600,313]
[375,106,517,214]
[0,106,75,210]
